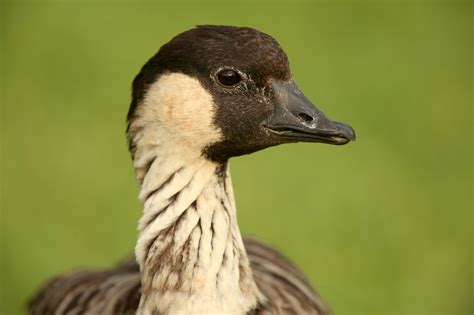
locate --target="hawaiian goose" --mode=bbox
[29,25,355,315]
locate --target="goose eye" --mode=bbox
[217,69,241,87]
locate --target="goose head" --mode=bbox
[127,25,355,163]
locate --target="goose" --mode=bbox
[29,25,355,315]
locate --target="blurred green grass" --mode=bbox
[1,1,472,314]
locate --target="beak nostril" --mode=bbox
[297,113,314,123]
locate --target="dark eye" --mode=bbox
[216,69,241,87]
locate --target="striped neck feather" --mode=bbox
[133,151,263,314]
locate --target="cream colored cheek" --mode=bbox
[141,72,223,148]
[167,99,208,134]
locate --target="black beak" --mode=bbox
[263,80,356,145]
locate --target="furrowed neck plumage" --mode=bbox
[129,80,265,313]
[133,151,263,314]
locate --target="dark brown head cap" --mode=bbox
[128,25,290,121]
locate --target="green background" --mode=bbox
[1,1,472,314]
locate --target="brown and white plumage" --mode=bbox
[29,25,354,314]
[29,238,330,315]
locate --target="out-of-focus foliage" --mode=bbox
[1,1,471,314]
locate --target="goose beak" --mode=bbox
[263,80,355,145]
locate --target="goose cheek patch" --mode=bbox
[136,73,223,150]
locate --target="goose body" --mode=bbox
[29,25,355,315]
